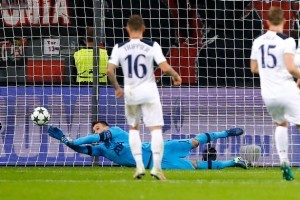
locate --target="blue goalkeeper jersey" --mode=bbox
[92,126,152,167]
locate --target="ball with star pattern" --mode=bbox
[31,107,50,126]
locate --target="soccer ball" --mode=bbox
[31,107,50,126]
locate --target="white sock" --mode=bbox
[275,126,289,164]
[129,130,144,169]
[151,129,164,170]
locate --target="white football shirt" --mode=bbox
[251,30,298,98]
[109,39,166,105]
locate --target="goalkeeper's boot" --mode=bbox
[226,128,244,137]
[234,157,248,169]
[133,167,145,179]
[281,162,294,181]
[150,168,166,180]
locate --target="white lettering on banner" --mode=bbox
[2,9,19,26]
[42,0,51,25]
[44,38,60,55]
[52,0,70,24]
[19,0,40,25]
[0,98,6,158]
[13,96,41,158]
[1,0,70,27]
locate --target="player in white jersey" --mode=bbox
[250,7,300,181]
[107,15,182,180]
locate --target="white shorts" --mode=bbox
[125,100,164,127]
[264,95,300,125]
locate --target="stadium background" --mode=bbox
[1,0,300,166]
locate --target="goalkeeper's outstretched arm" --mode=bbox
[70,129,113,146]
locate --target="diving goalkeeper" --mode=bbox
[48,121,248,171]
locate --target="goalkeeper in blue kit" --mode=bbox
[48,121,248,170]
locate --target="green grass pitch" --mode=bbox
[0,167,299,200]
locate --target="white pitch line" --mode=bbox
[0,179,299,184]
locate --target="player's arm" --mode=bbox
[153,42,182,85]
[107,45,124,98]
[250,59,259,74]
[285,53,300,79]
[48,126,112,145]
[284,38,300,79]
[107,63,121,89]
[158,61,182,85]
[66,143,104,157]
[250,40,259,74]
[66,144,92,155]
[68,134,101,146]
[69,129,113,147]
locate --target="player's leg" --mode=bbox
[193,128,244,146]
[162,158,196,170]
[143,101,165,180]
[162,140,247,170]
[275,121,294,181]
[164,139,194,158]
[148,125,165,180]
[193,157,248,170]
[126,104,145,179]
[280,96,300,180]
[265,98,294,181]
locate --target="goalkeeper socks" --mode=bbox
[275,126,289,164]
[70,134,100,146]
[196,160,235,169]
[194,131,227,145]
[129,129,144,169]
[151,129,164,170]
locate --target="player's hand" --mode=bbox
[115,88,124,98]
[48,126,65,140]
[297,79,300,88]
[172,75,182,86]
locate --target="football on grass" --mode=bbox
[31,107,50,126]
